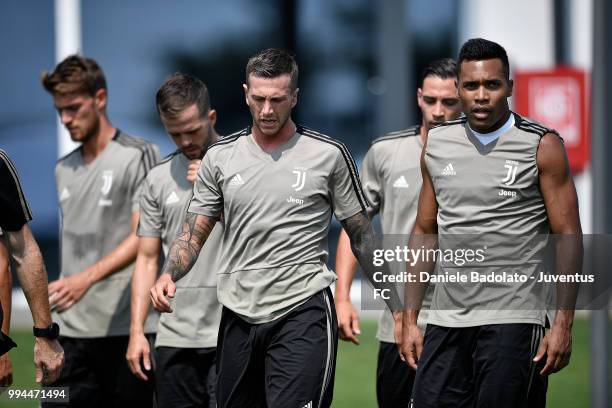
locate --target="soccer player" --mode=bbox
[0,150,64,385]
[334,58,461,408]
[150,48,400,408]
[41,55,160,406]
[126,73,222,407]
[399,38,581,407]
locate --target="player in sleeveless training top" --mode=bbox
[126,73,222,407]
[42,55,160,407]
[334,58,461,408]
[150,48,401,408]
[398,39,581,408]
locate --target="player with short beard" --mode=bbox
[126,73,222,407]
[335,58,461,408]
[150,48,401,408]
[41,55,160,407]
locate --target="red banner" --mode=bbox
[514,67,590,173]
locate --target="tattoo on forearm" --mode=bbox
[341,212,402,312]
[163,213,215,282]
[341,213,374,261]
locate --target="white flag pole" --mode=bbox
[54,0,82,158]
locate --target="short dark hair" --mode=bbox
[156,73,211,118]
[42,55,107,96]
[457,38,510,79]
[245,48,298,90]
[420,58,457,86]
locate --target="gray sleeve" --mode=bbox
[150,144,161,165]
[187,153,223,219]
[128,151,152,212]
[360,146,382,218]
[329,149,366,221]
[137,175,163,237]
[129,143,160,212]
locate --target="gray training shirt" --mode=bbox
[55,130,160,337]
[188,126,368,324]
[424,113,556,328]
[138,151,222,348]
[361,126,431,343]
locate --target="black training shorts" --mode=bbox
[216,287,337,408]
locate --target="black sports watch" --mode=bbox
[33,322,60,339]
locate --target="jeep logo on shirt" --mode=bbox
[287,196,304,205]
[498,189,518,198]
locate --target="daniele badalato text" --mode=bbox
[371,246,594,284]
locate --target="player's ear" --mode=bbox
[507,78,514,97]
[417,88,424,108]
[290,87,299,108]
[94,88,107,110]
[208,109,217,126]
[243,83,249,106]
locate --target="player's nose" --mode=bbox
[476,85,488,101]
[433,102,444,118]
[262,100,274,115]
[179,134,192,146]
[60,110,72,125]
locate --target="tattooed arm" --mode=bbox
[340,211,403,314]
[149,213,216,313]
[165,212,216,282]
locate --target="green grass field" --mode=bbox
[0,318,595,407]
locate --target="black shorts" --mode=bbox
[216,287,337,408]
[42,335,155,408]
[156,346,216,408]
[377,341,415,408]
[411,324,547,408]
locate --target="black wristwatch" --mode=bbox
[33,322,60,339]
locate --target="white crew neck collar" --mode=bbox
[468,113,515,145]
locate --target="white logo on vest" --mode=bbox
[499,160,520,198]
[59,187,70,202]
[291,167,307,191]
[98,170,114,206]
[100,170,114,195]
[165,191,181,205]
[393,175,410,189]
[441,163,456,176]
[502,160,519,185]
[229,174,245,187]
